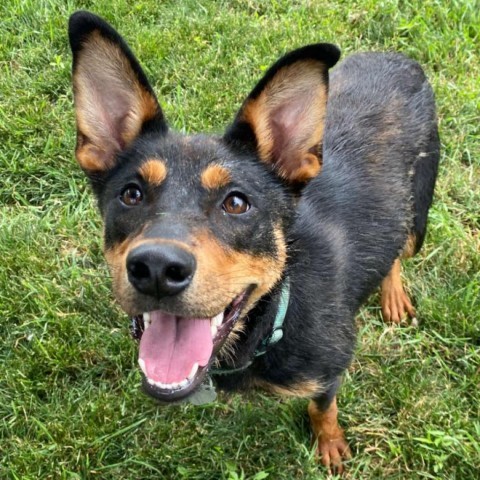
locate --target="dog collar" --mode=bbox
[254,276,290,356]
[210,277,290,375]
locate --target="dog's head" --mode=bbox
[68,11,339,401]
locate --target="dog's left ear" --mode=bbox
[225,44,340,183]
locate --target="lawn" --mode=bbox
[0,0,479,478]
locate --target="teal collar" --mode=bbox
[254,276,290,357]
[211,277,290,375]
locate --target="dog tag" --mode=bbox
[187,376,217,405]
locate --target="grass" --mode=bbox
[0,0,479,478]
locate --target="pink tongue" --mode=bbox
[139,311,213,384]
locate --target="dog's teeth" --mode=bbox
[138,358,147,376]
[188,362,199,380]
[212,312,224,327]
[147,377,173,389]
[143,312,151,329]
[145,376,191,390]
[209,313,223,337]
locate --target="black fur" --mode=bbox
[69,11,439,469]
[217,53,440,391]
[225,43,340,150]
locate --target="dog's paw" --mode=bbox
[316,436,352,476]
[381,285,416,324]
[309,398,351,475]
[380,259,416,325]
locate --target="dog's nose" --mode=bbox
[126,243,196,298]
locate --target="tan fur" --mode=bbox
[139,159,168,186]
[240,60,327,182]
[184,225,287,318]
[75,143,111,172]
[256,379,325,397]
[200,164,231,190]
[210,227,287,362]
[104,224,288,321]
[381,258,416,323]
[73,31,159,172]
[287,152,322,183]
[308,397,351,473]
[401,233,417,259]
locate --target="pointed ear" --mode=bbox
[224,44,340,183]
[68,11,167,175]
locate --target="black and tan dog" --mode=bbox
[68,11,439,472]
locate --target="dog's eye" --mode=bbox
[222,192,250,215]
[120,185,143,206]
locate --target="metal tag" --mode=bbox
[187,376,217,405]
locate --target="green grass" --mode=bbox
[1,0,479,478]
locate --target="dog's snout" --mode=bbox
[126,243,196,298]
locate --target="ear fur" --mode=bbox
[225,44,340,183]
[68,11,167,175]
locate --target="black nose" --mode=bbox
[126,243,196,298]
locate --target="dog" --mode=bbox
[68,11,439,473]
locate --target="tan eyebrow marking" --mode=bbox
[139,159,167,186]
[200,164,231,190]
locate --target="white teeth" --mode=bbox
[210,313,223,338]
[151,379,167,388]
[212,312,224,327]
[143,312,151,330]
[142,362,199,390]
[146,378,192,390]
[138,358,147,376]
[188,362,199,380]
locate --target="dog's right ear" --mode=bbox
[68,11,167,176]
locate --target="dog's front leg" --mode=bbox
[308,380,351,474]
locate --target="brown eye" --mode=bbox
[120,185,143,206]
[222,192,250,215]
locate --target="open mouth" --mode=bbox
[130,288,252,402]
